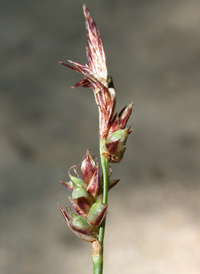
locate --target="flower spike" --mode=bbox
[58,5,134,272]
[59,5,133,141]
[59,149,115,241]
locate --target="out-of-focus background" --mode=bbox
[1,0,200,273]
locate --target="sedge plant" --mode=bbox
[58,4,133,274]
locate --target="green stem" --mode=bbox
[99,138,109,243]
[92,138,109,274]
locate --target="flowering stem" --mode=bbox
[59,5,133,274]
[92,138,109,274]
[100,139,109,206]
[99,138,109,243]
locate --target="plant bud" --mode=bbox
[72,185,94,213]
[87,197,107,227]
[105,128,128,155]
[86,168,99,198]
[81,150,97,185]
[70,213,97,241]
[118,102,134,129]
[58,203,97,242]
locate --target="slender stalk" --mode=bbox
[99,138,109,244]
[92,138,109,274]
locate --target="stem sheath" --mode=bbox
[92,240,103,274]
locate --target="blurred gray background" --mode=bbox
[1,0,200,273]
